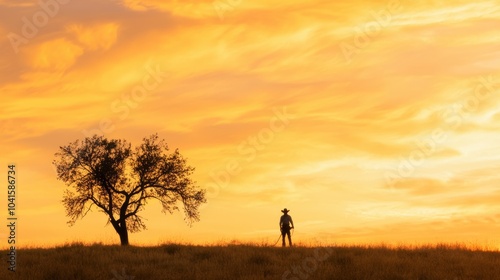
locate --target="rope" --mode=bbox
[272,233,282,246]
[273,227,294,246]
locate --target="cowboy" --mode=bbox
[279,208,294,247]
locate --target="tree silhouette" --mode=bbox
[53,134,206,245]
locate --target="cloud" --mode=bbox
[117,0,215,18]
[392,178,448,196]
[0,0,35,7]
[24,38,84,71]
[67,22,120,51]
[3,0,500,246]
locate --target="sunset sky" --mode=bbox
[2,0,500,248]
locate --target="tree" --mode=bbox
[53,134,206,245]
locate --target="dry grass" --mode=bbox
[3,242,500,279]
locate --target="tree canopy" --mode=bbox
[53,134,206,245]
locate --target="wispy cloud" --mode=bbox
[1,0,500,246]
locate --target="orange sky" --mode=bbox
[2,0,500,248]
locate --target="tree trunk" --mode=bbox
[119,228,129,246]
[117,219,129,246]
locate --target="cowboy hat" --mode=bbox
[281,208,290,213]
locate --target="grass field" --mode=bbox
[3,242,500,279]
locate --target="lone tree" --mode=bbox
[53,134,206,245]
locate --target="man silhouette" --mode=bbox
[279,208,294,247]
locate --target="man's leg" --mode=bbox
[282,230,286,247]
[287,231,292,247]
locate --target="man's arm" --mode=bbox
[290,217,294,228]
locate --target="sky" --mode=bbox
[1,0,500,248]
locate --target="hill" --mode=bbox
[3,243,500,279]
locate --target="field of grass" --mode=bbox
[3,242,500,279]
